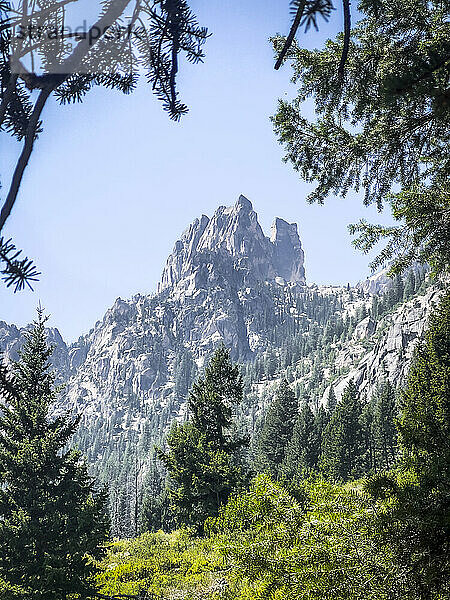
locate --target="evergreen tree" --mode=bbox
[368,292,450,597]
[327,385,337,414]
[315,403,330,446]
[0,312,109,599]
[158,345,248,532]
[281,402,320,480]
[254,380,298,478]
[372,380,397,470]
[273,0,449,275]
[398,294,450,479]
[360,400,376,473]
[320,381,366,481]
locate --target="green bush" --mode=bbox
[208,475,423,600]
[96,530,226,599]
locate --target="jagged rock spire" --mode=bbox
[158,195,306,293]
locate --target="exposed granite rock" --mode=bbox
[326,286,442,402]
[158,195,306,294]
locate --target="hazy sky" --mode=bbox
[0,1,394,343]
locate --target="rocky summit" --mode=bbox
[158,195,306,294]
[0,195,441,531]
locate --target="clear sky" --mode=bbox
[0,0,394,343]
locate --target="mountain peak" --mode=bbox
[158,195,306,293]
[236,194,253,212]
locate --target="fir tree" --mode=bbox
[368,292,450,596]
[320,381,366,481]
[281,402,320,480]
[273,0,450,274]
[0,311,109,599]
[255,380,298,479]
[372,380,397,470]
[314,403,330,445]
[327,385,337,414]
[158,345,249,532]
[397,292,450,485]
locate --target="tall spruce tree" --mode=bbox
[255,380,298,479]
[0,311,109,599]
[327,385,338,414]
[368,292,450,597]
[320,381,366,481]
[373,380,398,471]
[281,401,320,480]
[398,294,450,479]
[159,345,249,532]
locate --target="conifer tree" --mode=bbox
[368,292,450,596]
[327,385,337,414]
[398,295,450,478]
[314,403,330,446]
[320,381,366,481]
[255,380,298,478]
[0,311,108,599]
[159,345,249,532]
[281,401,320,480]
[361,400,376,472]
[395,292,450,593]
[373,380,397,470]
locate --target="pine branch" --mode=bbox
[0,236,40,291]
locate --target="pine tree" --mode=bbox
[158,345,249,532]
[320,381,366,481]
[254,380,298,479]
[360,400,376,473]
[398,293,450,480]
[0,312,109,599]
[315,403,330,446]
[372,380,397,470]
[281,402,320,480]
[327,385,337,414]
[368,292,450,596]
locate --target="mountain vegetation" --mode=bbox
[0,311,109,599]
[0,0,448,598]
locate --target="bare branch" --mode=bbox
[275,0,307,70]
[338,0,351,79]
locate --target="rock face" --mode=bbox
[158,195,305,294]
[0,321,69,381]
[327,286,442,402]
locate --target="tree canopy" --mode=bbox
[273,0,450,273]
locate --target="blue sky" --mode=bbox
[0,0,394,343]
